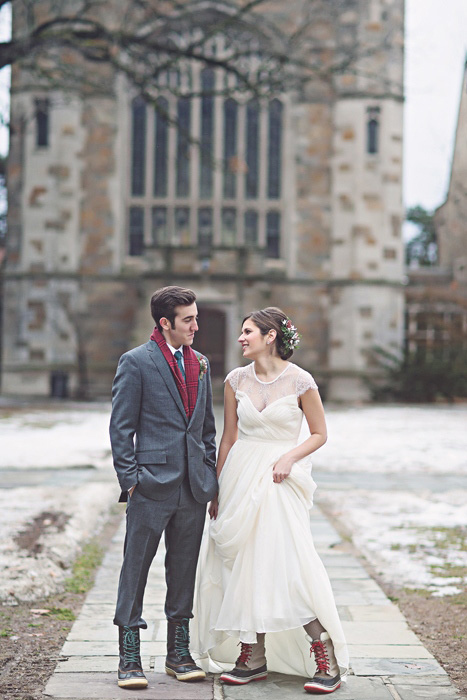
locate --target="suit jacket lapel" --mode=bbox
[147,342,188,422]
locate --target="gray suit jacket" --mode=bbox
[109,340,218,504]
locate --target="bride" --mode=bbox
[191,307,349,694]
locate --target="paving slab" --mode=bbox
[67,620,158,641]
[348,644,434,660]
[347,604,406,622]
[342,621,421,646]
[325,566,371,579]
[333,590,390,605]
[221,674,395,699]
[44,673,214,699]
[394,684,466,699]
[54,656,150,673]
[389,675,452,685]
[331,578,385,592]
[60,640,166,656]
[350,658,446,676]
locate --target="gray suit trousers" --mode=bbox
[113,475,206,629]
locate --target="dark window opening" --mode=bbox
[151,207,168,245]
[223,99,238,198]
[198,207,213,256]
[176,98,191,197]
[154,97,169,197]
[267,99,282,199]
[245,100,260,199]
[244,210,258,247]
[129,206,144,256]
[50,371,68,398]
[266,211,281,258]
[131,97,147,195]
[200,69,215,198]
[35,98,49,148]
[366,107,380,155]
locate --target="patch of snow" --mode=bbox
[0,483,118,603]
[0,403,112,469]
[315,405,467,474]
[318,488,467,596]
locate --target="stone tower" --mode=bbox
[1,1,405,400]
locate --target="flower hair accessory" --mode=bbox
[198,355,208,380]
[281,318,301,352]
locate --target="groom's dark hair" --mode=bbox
[151,286,197,331]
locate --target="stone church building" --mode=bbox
[1,1,405,400]
[406,60,467,358]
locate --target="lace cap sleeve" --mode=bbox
[224,367,240,393]
[296,369,318,396]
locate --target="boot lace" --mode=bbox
[237,642,252,665]
[310,639,330,674]
[122,626,140,665]
[174,618,190,659]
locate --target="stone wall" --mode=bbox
[2,0,406,400]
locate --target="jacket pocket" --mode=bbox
[136,450,167,465]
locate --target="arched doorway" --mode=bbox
[195,307,226,378]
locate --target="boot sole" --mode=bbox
[304,680,341,694]
[165,666,206,682]
[117,678,148,689]
[220,671,268,685]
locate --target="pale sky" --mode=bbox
[0,1,466,214]
[404,0,467,212]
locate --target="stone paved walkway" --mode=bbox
[43,505,466,700]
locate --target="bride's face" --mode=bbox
[238,320,267,358]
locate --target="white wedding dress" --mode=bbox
[191,362,349,677]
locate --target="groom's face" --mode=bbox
[161,302,199,348]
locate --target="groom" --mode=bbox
[109,286,217,689]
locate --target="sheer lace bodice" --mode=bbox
[225,363,318,445]
[225,362,317,412]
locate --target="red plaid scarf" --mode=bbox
[150,328,199,419]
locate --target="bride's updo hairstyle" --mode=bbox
[242,307,296,360]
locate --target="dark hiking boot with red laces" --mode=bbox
[304,631,341,694]
[220,635,268,685]
[165,618,206,681]
[117,626,148,688]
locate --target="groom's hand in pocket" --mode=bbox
[208,495,219,520]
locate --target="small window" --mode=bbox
[174,207,191,245]
[129,207,144,256]
[244,210,258,247]
[35,98,49,147]
[266,211,281,258]
[198,208,213,255]
[151,207,168,245]
[221,208,236,245]
[366,106,380,155]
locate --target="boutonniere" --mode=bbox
[198,356,208,380]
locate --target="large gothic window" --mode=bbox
[127,46,286,258]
